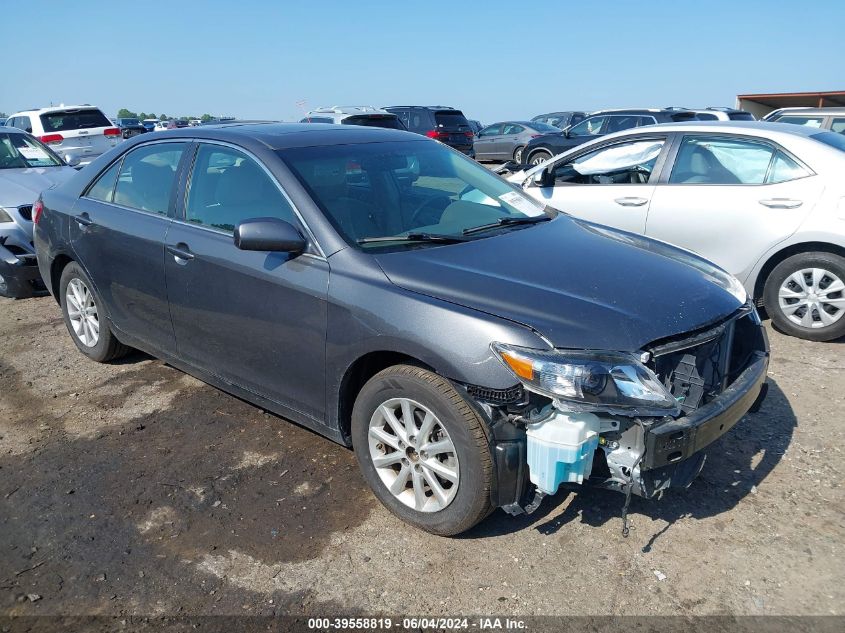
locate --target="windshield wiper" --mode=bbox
[357,232,468,245]
[462,215,551,236]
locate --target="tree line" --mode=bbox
[117,108,215,122]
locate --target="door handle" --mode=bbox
[759,198,803,209]
[74,213,94,227]
[167,244,195,261]
[614,197,648,207]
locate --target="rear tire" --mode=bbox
[763,252,845,342]
[351,365,494,536]
[513,146,525,164]
[59,262,131,362]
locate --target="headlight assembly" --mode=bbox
[492,343,680,417]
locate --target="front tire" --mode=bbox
[59,262,130,362]
[527,149,552,166]
[763,252,845,341]
[351,365,494,535]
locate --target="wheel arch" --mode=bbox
[50,253,74,304]
[753,241,845,303]
[336,350,434,446]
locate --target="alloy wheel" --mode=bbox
[0,273,7,295]
[778,267,845,329]
[66,278,100,347]
[530,153,550,166]
[367,397,459,512]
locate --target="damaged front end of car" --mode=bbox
[464,303,769,535]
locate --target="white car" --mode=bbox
[5,105,121,167]
[507,121,845,341]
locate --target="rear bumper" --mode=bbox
[643,350,769,471]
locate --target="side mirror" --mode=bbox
[234,218,306,255]
[65,155,81,168]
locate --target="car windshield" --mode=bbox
[0,132,64,169]
[40,108,111,131]
[278,140,552,250]
[121,118,140,126]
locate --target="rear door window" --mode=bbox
[40,109,112,132]
[113,143,188,215]
[728,112,755,121]
[830,118,845,134]
[502,124,525,135]
[185,144,297,234]
[669,136,775,185]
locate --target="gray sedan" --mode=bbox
[473,120,560,163]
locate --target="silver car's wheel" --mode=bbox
[514,146,524,163]
[0,273,7,296]
[778,267,845,329]
[367,397,459,513]
[66,278,100,347]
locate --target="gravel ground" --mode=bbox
[1,293,843,619]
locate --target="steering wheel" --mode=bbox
[409,195,452,227]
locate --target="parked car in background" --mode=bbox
[142,119,158,132]
[680,107,756,121]
[509,121,845,341]
[0,127,76,297]
[766,107,845,134]
[474,120,561,163]
[34,122,768,535]
[467,120,483,135]
[115,117,147,139]
[522,108,699,166]
[300,106,406,130]
[383,106,474,155]
[153,121,170,131]
[189,119,202,127]
[5,105,120,167]
[531,111,587,130]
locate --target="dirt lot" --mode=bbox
[1,293,843,618]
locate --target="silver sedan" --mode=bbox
[473,120,560,164]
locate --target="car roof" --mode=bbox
[11,105,103,114]
[488,120,539,127]
[139,122,420,150]
[591,108,672,115]
[613,120,832,139]
[773,107,845,115]
[306,106,395,116]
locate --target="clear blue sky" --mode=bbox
[3,0,844,122]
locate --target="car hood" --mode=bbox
[0,167,76,208]
[373,216,746,351]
